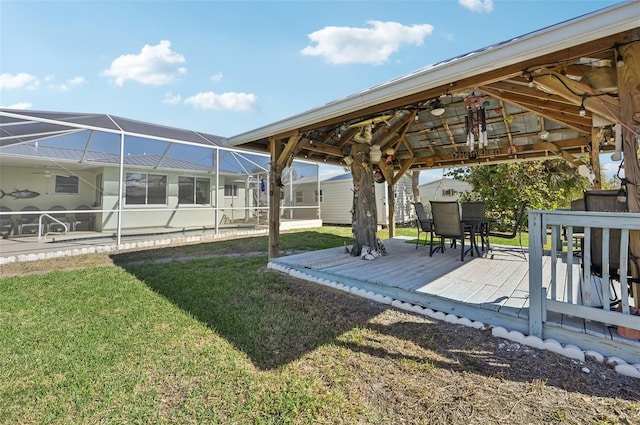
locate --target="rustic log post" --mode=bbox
[590,129,602,189]
[350,137,378,257]
[268,137,283,260]
[617,40,640,306]
[387,183,395,238]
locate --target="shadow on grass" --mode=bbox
[334,320,640,401]
[112,231,373,370]
[112,231,639,400]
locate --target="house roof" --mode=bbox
[223,1,639,173]
[0,109,225,148]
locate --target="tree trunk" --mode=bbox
[350,141,377,257]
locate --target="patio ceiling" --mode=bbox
[224,1,639,175]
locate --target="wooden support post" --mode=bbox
[269,137,283,260]
[387,183,395,238]
[590,129,602,189]
[617,40,640,306]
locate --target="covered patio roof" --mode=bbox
[223,1,639,177]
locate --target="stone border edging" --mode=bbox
[268,261,640,379]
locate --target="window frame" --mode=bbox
[54,175,79,195]
[125,172,167,206]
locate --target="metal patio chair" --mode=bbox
[583,189,636,307]
[18,206,41,235]
[429,201,474,261]
[412,202,432,249]
[0,206,13,236]
[487,202,528,260]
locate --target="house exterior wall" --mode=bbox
[0,165,99,230]
[100,169,247,231]
[282,179,321,220]
[318,175,389,225]
[418,178,473,215]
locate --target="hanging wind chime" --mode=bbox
[465,106,488,151]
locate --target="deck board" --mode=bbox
[269,237,640,362]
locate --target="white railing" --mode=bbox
[528,210,640,338]
[38,213,69,240]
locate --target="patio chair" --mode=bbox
[429,201,474,261]
[412,202,432,249]
[562,198,585,254]
[0,206,13,236]
[18,206,41,235]
[72,205,94,231]
[487,202,527,259]
[584,190,636,306]
[462,202,488,250]
[47,205,71,234]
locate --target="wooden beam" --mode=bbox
[481,86,591,133]
[298,138,344,156]
[391,158,415,186]
[533,71,620,123]
[276,134,300,169]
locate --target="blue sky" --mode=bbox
[0,0,623,181]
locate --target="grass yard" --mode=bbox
[0,226,638,424]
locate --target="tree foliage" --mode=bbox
[446,159,590,230]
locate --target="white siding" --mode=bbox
[418,178,473,215]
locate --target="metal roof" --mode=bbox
[0,109,225,148]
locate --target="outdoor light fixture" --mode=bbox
[370,145,382,163]
[538,129,550,140]
[616,47,624,67]
[343,155,354,166]
[579,95,586,117]
[430,99,445,116]
[617,179,628,203]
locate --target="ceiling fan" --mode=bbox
[31,168,70,178]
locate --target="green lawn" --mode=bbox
[1,226,629,424]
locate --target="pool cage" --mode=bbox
[0,110,320,244]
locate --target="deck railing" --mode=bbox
[528,209,640,338]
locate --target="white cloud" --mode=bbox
[210,71,223,83]
[459,0,493,13]
[0,72,39,90]
[102,40,187,86]
[301,21,434,65]
[0,102,32,109]
[163,91,182,105]
[184,91,258,111]
[48,75,88,92]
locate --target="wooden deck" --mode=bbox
[269,237,640,363]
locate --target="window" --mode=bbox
[179,177,210,205]
[296,191,303,203]
[55,175,79,194]
[125,173,167,205]
[314,189,323,203]
[224,184,238,197]
[442,189,455,196]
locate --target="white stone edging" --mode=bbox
[267,261,640,380]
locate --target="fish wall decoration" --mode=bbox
[0,189,41,199]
